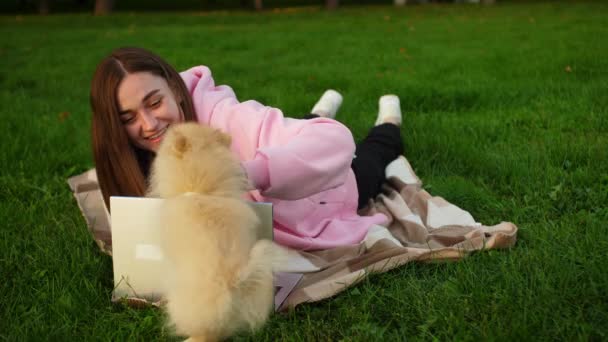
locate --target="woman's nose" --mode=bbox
[140,110,158,131]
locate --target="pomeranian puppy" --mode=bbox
[147,123,285,342]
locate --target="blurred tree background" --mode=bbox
[2,0,498,15]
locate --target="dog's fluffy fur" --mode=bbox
[148,123,285,342]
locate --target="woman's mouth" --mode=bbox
[146,126,169,143]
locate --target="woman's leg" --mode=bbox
[351,123,404,209]
[310,90,342,119]
[304,89,343,120]
[351,95,404,209]
[308,91,404,209]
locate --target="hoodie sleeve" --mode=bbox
[180,65,356,201]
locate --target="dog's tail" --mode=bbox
[232,240,289,331]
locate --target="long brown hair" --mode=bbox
[90,47,197,209]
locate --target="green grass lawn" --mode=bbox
[1,1,607,340]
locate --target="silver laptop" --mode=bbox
[110,196,301,310]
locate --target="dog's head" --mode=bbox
[147,123,248,198]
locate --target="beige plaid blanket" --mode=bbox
[67,156,517,311]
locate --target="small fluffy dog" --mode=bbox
[147,123,285,342]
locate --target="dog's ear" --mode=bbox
[171,131,191,158]
[212,129,232,147]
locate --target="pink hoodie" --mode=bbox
[180,66,387,250]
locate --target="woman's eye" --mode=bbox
[150,99,162,108]
[121,115,134,124]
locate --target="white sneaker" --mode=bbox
[311,89,343,119]
[375,94,402,126]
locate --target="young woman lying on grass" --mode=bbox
[90,46,404,250]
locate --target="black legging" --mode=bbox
[303,114,404,209]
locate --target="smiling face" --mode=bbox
[117,72,184,152]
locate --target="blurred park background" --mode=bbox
[9,0,508,14]
[1,0,607,340]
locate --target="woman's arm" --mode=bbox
[180,66,356,201]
